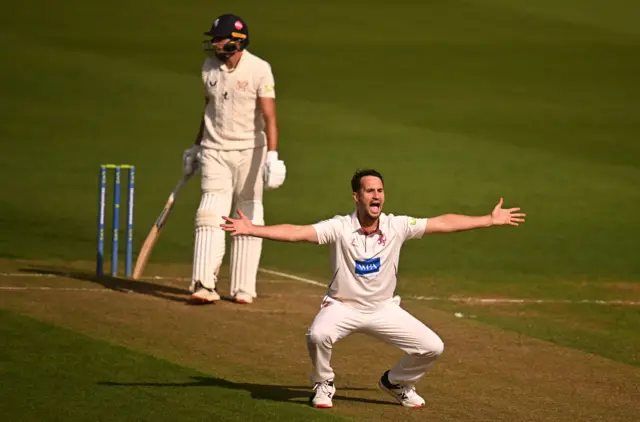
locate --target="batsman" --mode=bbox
[182,13,286,305]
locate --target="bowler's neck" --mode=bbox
[358,211,379,235]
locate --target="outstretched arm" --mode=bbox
[426,198,525,234]
[221,210,319,243]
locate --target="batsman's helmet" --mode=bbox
[203,14,250,54]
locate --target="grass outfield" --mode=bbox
[1,0,638,279]
[1,0,639,419]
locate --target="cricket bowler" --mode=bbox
[220,169,526,408]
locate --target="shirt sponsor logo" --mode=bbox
[355,257,381,275]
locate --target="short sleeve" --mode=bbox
[395,216,428,241]
[312,216,343,245]
[256,63,276,98]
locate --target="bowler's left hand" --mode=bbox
[491,198,526,226]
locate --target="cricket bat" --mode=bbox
[131,175,190,280]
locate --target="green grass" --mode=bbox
[0,309,346,421]
[0,0,639,395]
[1,0,638,282]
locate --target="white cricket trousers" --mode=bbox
[306,296,444,386]
[191,146,266,297]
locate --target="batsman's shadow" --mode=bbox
[99,376,394,406]
[19,267,190,304]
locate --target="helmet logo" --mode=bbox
[234,20,243,30]
[214,18,219,27]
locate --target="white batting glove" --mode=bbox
[182,145,202,178]
[263,151,286,190]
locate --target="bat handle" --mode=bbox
[169,175,190,202]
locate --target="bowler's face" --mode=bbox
[354,176,385,220]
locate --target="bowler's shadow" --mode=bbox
[99,375,393,406]
[19,267,190,303]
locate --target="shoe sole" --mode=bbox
[312,403,332,408]
[188,295,218,305]
[378,380,425,408]
[234,298,253,304]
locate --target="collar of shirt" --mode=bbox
[220,50,249,73]
[350,211,387,236]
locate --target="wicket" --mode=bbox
[97,164,135,277]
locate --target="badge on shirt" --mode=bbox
[354,257,381,275]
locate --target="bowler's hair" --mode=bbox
[351,169,384,193]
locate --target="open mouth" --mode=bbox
[370,203,381,213]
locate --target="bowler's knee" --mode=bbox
[431,337,445,357]
[306,326,335,348]
[418,334,444,358]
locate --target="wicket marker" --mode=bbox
[96,164,135,277]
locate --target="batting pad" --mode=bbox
[229,200,264,298]
[191,192,231,291]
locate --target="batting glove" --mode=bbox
[182,145,202,178]
[263,151,286,190]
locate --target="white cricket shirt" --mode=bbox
[312,211,428,310]
[201,50,275,151]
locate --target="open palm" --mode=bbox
[491,198,526,226]
[220,210,254,236]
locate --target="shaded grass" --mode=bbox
[0,309,347,421]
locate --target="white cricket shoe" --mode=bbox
[378,370,425,408]
[234,292,254,304]
[189,284,220,304]
[309,380,335,408]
